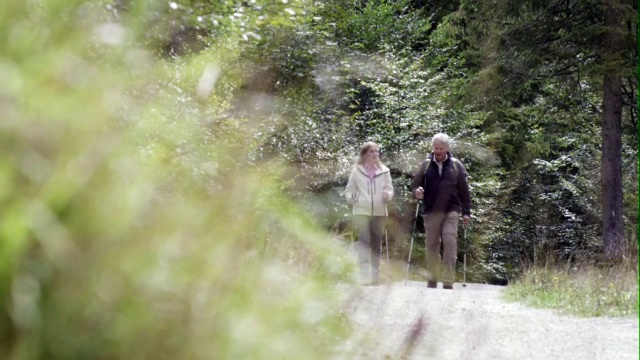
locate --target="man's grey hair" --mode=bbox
[431,133,451,147]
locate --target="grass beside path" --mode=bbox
[503,262,638,317]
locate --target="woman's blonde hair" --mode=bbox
[356,141,384,167]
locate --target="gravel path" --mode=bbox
[337,281,638,360]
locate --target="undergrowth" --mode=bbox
[504,261,638,317]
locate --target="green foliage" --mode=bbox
[0,0,358,359]
[315,0,429,52]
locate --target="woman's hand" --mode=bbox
[348,192,359,205]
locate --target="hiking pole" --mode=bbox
[462,225,467,288]
[380,229,389,263]
[385,229,389,263]
[404,203,420,284]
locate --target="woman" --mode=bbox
[345,142,394,285]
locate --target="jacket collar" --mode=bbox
[356,163,389,175]
[428,151,453,163]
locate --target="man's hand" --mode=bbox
[382,190,391,201]
[462,215,471,227]
[414,187,424,200]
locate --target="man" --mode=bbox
[411,133,471,289]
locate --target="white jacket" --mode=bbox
[345,164,394,216]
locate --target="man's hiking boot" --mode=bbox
[443,283,453,290]
[427,281,437,288]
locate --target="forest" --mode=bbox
[0,0,637,358]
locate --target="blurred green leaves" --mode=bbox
[0,0,354,359]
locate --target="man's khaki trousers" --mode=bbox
[423,211,459,285]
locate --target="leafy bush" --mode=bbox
[0,1,355,359]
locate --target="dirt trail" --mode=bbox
[336,281,638,360]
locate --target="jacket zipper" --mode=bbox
[371,173,385,215]
[370,178,374,214]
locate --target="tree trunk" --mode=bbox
[601,0,625,260]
